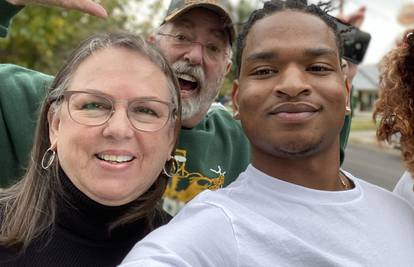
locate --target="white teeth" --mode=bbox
[177,73,196,82]
[98,154,133,163]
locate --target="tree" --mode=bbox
[0,0,141,74]
[219,0,259,102]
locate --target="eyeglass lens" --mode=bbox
[67,92,171,132]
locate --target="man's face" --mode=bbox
[233,11,349,162]
[156,8,231,126]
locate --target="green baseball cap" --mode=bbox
[163,0,235,45]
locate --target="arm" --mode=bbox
[0,1,54,185]
[5,0,107,18]
[0,0,23,37]
[121,201,238,267]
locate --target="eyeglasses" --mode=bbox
[157,32,229,61]
[61,91,177,132]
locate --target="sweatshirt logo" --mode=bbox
[163,149,226,215]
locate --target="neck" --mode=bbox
[252,143,344,191]
[181,106,210,128]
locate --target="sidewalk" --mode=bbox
[348,130,377,146]
[348,130,401,155]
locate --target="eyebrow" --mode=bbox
[246,51,278,62]
[246,47,338,63]
[302,47,338,58]
[71,89,169,102]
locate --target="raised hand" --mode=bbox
[6,0,108,18]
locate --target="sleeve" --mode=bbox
[0,0,24,38]
[120,201,239,267]
[393,171,414,209]
[0,64,53,186]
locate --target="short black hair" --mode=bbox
[235,0,344,77]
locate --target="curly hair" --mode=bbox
[374,29,414,174]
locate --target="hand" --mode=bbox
[6,0,108,18]
[338,6,366,28]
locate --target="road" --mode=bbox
[342,143,405,191]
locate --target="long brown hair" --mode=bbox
[374,29,414,174]
[0,32,181,250]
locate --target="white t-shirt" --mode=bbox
[394,171,414,208]
[121,165,414,267]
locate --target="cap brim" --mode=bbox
[163,3,235,45]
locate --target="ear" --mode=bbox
[232,79,240,119]
[48,104,61,147]
[147,34,156,44]
[224,61,232,76]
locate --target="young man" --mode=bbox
[120,1,414,266]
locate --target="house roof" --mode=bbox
[352,64,379,92]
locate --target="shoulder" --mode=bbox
[0,64,52,87]
[122,192,239,267]
[353,173,414,213]
[394,171,414,209]
[0,64,52,101]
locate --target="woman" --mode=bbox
[0,32,181,266]
[374,30,414,207]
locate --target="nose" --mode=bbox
[183,43,204,65]
[102,107,134,140]
[273,65,311,98]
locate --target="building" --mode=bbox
[352,64,379,112]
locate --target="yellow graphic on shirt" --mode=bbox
[162,149,226,215]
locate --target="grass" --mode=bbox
[350,113,378,131]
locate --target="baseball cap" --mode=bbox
[163,0,236,45]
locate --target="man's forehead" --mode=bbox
[245,11,338,55]
[169,11,228,40]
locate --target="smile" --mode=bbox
[177,73,199,93]
[96,154,135,164]
[269,102,320,122]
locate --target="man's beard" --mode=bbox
[171,60,224,121]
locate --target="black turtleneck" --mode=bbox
[0,171,171,266]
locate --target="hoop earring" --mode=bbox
[345,106,352,115]
[41,147,56,170]
[163,156,179,178]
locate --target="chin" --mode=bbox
[89,183,140,206]
[272,138,324,159]
[93,192,136,206]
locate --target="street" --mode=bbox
[342,143,405,191]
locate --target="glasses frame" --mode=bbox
[157,32,229,61]
[60,90,177,132]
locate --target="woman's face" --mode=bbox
[49,47,176,206]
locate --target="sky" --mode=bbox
[137,0,414,65]
[337,0,412,65]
